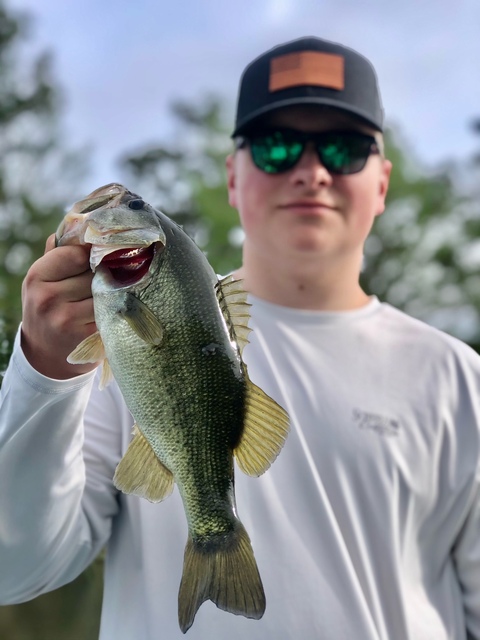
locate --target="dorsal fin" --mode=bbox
[234,371,290,477]
[215,275,252,357]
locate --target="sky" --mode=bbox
[7,0,480,192]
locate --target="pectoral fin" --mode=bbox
[67,332,114,389]
[119,292,164,345]
[234,372,290,477]
[113,425,174,503]
[67,332,106,364]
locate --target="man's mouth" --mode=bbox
[281,200,335,210]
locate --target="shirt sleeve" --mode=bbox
[453,478,480,639]
[451,346,480,640]
[0,328,123,603]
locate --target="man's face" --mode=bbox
[226,106,392,269]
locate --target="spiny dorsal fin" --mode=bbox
[215,275,252,357]
[67,332,106,364]
[113,425,174,503]
[120,292,164,345]
[234,371,290,477]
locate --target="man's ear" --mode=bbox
[375,159,392,217]
[226,154,237,209]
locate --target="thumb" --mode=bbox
[44,233,56,254]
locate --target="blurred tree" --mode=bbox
[1,12,478,632]
[0,555,104,640]
[120,98,480,350]
[119,95,243,276]
[472,117,480,165]
[0,0,87,374]
[0,2,101,639]
[362,127,480,349]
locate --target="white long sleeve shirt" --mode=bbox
[1,297,480,639]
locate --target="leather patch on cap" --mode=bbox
[269,51,344,92]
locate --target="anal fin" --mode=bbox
[113,425,174,503]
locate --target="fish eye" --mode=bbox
[128,199,145,210]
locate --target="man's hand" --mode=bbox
[20,234,99,379]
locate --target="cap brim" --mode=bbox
[232,97,383,137]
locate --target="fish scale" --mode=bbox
[56,183,290,633]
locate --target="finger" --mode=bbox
[55,270,95,303]
[45,233,56,253]
[38,245,92,282]
[65,297,97,326]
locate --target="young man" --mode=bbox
[1,36,480,640]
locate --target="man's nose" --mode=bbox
[289,143,333,187]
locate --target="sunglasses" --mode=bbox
[236,128,380,175]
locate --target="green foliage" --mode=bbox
[0,555,103,640]
[0,2,99,638]
[0,1,87,374]
[362,128,480,347]
[472,117,480,165]
[120,95,242,276]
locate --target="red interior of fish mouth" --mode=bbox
[100,245,155,285]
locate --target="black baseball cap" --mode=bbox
[232,36,384,136]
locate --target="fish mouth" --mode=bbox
[98,244,157,286]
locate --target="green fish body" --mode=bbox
[56,184,290,633]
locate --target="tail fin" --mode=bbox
[178,522,266,633]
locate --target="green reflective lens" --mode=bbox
[321,134,373,174]
[245,129,378,175]
[322,141,353,171]
[250,132,303,173]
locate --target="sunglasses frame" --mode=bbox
[236,128,380,175]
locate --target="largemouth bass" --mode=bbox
[55,184,290,633]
